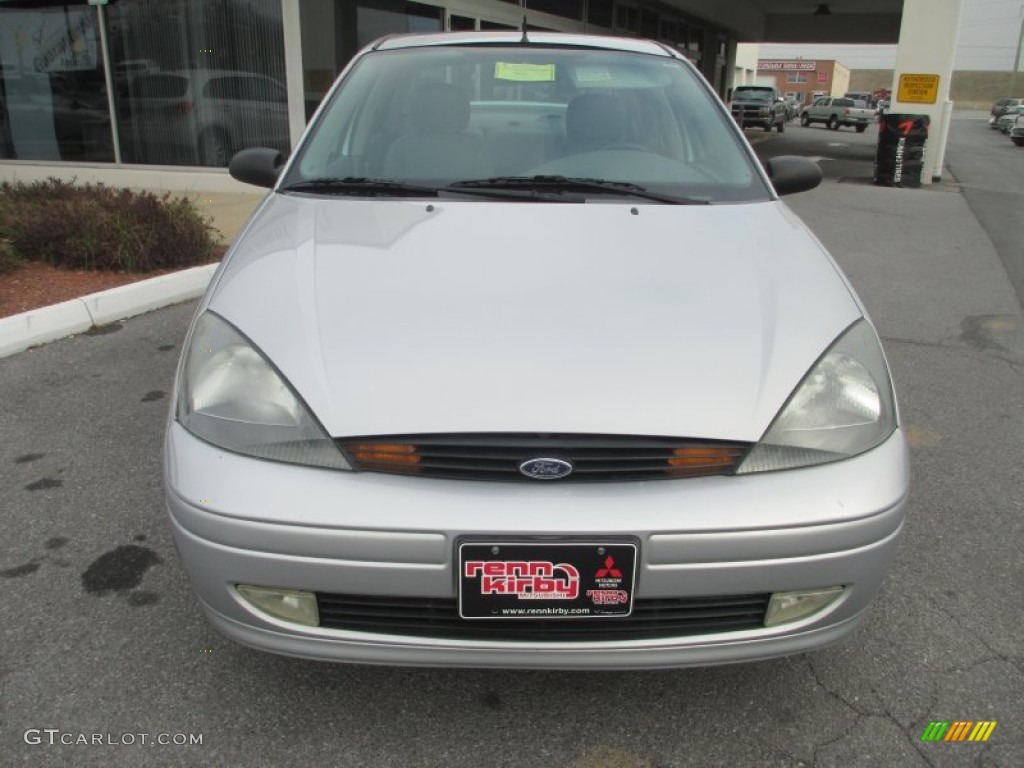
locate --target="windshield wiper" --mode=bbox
[282,176,564,201]
[448,176,709,205]
[282,177,441,196]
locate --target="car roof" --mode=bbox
[370,31,678,58]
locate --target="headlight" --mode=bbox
[176,312,350,470]
[738,320,896,474]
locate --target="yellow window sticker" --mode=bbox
[494,62,556,82]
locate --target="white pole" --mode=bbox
[281,0,306,151]
[96,3,122,164]
[931,99,954,181]
[1009,10,1024,96]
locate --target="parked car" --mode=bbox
[844,92,877,110]
[729,85,788,132]
[996,104,1024,134]
[800,97,875,132]
[989,97,1024,129]
[1010,109,1024,146]
[122,69,289,166]
[165,32,908,669]
[114,59,160,81]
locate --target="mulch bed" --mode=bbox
[0,250,225,319]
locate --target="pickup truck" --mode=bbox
[729,85,787,133]
[800,97,875,133]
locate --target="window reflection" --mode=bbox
[0,0,728,169]
[0,3,113,162]
[107,0,287,167]
[357,1,443,49]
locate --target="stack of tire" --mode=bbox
[874,114,929,188]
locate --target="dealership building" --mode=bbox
[0,0,971,186]
[755,59,851,110]
[0,0,744,184]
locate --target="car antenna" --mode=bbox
[520,0,530,44]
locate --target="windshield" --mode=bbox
[732,88,773,102]
[285,44,769,203]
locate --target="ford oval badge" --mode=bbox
[519,458,573,480]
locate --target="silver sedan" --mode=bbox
[164,32,909,669]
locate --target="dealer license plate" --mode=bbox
[458,541,637,619]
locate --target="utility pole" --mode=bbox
[1011,4,1024,96]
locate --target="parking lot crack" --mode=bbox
[868,686,937,768]
[805,657,874,717]
[933,604,1023,674]
[809,712,866,768]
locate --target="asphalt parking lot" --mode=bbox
[1,116,1022,767]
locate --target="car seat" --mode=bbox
[383,82,489,180]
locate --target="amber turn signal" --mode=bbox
[666,445,742,476]
[346,442,421,469]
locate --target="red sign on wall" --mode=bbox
[817,71,829,83]
[759,60,817,71]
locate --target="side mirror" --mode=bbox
[764,155,823,196]
[229,147,285,188]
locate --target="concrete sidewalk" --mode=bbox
[182,190,265,245]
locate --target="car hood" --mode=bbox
[207,194,861,442]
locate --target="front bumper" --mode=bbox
[731,109,773,129]
[165,423,909,669]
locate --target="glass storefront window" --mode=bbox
[0,2,113,162]
[689,29,704,56]
[1,1,732,169]
[357,1,443,50]
[640,9,657,39]
[299,0,349,122]
[449,15,476,31]
[527,1,583,21]
[587,0,613,29]
[105,0,287,167]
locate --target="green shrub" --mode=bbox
[0,178,218,272]
[0,238,20,274]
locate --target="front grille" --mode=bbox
[316,593,770,641]
[339,433,750,482]
[732,105,768,119]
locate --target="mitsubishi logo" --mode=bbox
[595,556,622,579]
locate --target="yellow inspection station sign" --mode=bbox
[897,73,940,104]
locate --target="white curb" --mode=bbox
[0,263,218,359]
[0,299,93,358]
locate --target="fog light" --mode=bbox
[236,585,319,627]
[764,586,843,627]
